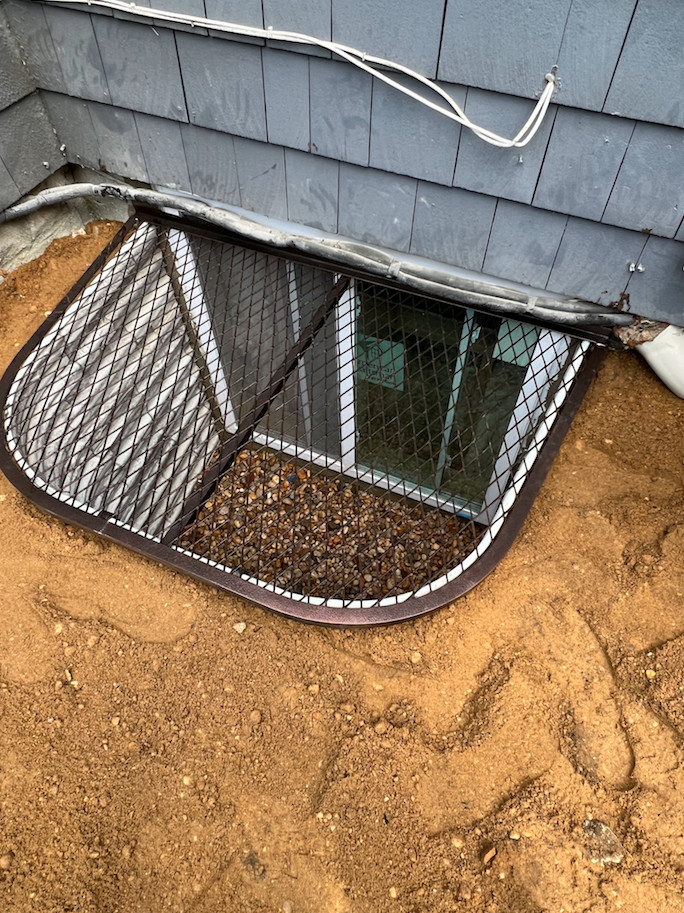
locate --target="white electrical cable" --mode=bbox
[45,0,557,148]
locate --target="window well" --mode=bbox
[0,215,597,624]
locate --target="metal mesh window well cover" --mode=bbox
[0,216,600,625]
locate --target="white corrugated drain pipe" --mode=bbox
[637,326,684,399]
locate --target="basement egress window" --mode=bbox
[0,216,591,624]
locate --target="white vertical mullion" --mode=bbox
[167,229,238,432]
[336,279,357,472]
[476,328,572,524]
[286,262,313,446]
[435,309,478,488]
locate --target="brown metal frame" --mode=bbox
[0,213,604,626]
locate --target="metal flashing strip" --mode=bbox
[0,214,602,625]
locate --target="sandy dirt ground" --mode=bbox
[1,222,684,913]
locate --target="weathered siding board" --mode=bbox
[233,136,287,220]
[264,0,329,37]
[42,91,102,169]
[34,0,684,131]
[603,123,684,238]
[263,48,310,151]
[43,7,110,103]
[338,163,417,252]
[14,3,684,245]
[87,101,148,182]
[546,219,646,305]
[0,8,35,111]
[533,108,635,222]
[604,1,684,129]
[92,18,187,121]
[554,0,637,111]
[205,0,262,28]
[137,0,205,15]
[284,149,339,233]
[483,200,567,288]
[438,0,571,99]
[309,57,371,166]
[624,235,684,324]
[176,32,266,140]
[263,0,330,57]
[3,0,66,94]
[332,0,445,77]
[204,0,264,42]
[180,121,240,206]
[410,182,496,272]
[369,76,463,187]
[135,112,191,190]
[0,94,65,193]
[0,154,20,210]
[453,90,556,205]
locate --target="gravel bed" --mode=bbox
[178,448,480,602]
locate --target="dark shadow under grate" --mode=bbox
[0,215,596,624]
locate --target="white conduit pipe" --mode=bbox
[0,183,634,328]
[45,0,557,149]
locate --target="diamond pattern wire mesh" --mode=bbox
[1,218,589,616]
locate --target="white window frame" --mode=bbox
[166,229,238,433]
[167,236,576,521]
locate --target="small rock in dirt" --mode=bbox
[233,622,247,634]
[389,886,398,899]
[482,846,497,865]
[250,709,262,725]
[0,853,13,870]
[583,819,624,865]
[308,684,320,695]
[111,716,120,727]
[374,720,389,734]
[645,668,657,680]
[282,902,294,913]
[410,651,422,665]
[182,775,195,788]
[509,831,521,841]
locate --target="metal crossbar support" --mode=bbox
[161,274,350,545]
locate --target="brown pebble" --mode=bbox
[410,651,422,665]
[645,669,656,680]
[182,775,194,788]
[482,846,497,865]
[308,684,320,695]
[0,854,12,870]
[389,887,398,899]
[250,709,262,724]
[374,720,389,734]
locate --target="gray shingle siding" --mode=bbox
[3,0,684,325]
